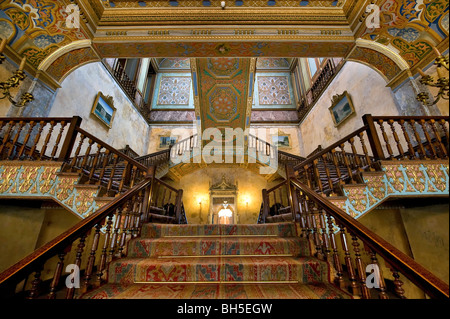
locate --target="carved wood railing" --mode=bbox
[0,116,152,196]
[258,180,292,224]
[289,177,449,299]
[293,114,449,196]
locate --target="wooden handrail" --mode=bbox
[0,177,152,292]
[75,127,148,173]
[293,125,369,171]
[290,177,450,299]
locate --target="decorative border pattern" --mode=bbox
[0,161,103,218]
[333,161,449,219]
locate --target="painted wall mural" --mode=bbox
[257,76,292,105]
[157,76,192,105]
[357,0,449,67]
[0,161,106,218]
[330,161,449,219]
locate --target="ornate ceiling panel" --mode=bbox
[194,57,255,134]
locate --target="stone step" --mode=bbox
[127,236,310,258]
[107,256,331,285]
[140,222,297,238]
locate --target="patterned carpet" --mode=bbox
[80,222,352,299]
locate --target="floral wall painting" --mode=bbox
[329,91,355,127]
[91,92,116,128]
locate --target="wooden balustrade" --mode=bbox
[0,172,187,299]
[259,180,293,223]
[289,177,449,299]
[293,114,449,196]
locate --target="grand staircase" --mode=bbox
[80,222,351,299]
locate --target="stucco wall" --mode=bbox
[48,62,150,156]
[298,61,401,156]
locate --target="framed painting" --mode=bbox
[91,92,116,128]
[158,135,178,150]
[329,91,355,127]
[272,131,291,149]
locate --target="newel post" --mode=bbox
[175,189,183,224]
[362,114,385,161]
[286,164,300,222]
[58,116,82,162]
[261,189,270,223]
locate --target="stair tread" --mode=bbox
[80,282,352,299]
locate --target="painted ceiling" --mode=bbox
[0,0,448,86]
[194,57,255,133]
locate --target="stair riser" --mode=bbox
[127,237,310,258]
[108,257,330,285]
[141,223,297,238]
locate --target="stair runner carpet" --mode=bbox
[80,222,351,299]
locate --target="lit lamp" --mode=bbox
[0,38,34,108]
[416,47,449,106]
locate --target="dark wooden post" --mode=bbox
[261,189,270,223]
[58,116,82,162]
[362,114,385,161]
[286,164,300,222]
[175,189,183,224]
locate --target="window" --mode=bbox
[308,58,318,77]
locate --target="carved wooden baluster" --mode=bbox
[108,208,123,263]
[161,187,167,206]
[339,225,359,295]
[350,234,371,299]
[96,149,111,185]
[388,120,405,159]
[0,120,16,157]
[339,143,354,183]
[310,206,324,259]
[88,144,104,182]
[365,246,389,299]
[330,149,343,187]
[80,139,95,170]
[326,214,345,288]
[377,120,394,160]
[26,120,46,159]
[296,191,308,237]
[409,120,427,159]
[129,165,138,188]
[69,134,86,170]
[321,153,334,195]
[48,251,67,299]
[97,214,113,285]
[107,154,120,194]
[118,162,131,193]
[318,209,331,262]
[50,121,68,159]
[278,187,283,207]
[398,119,416,159]
[83,223,102,293]
[348,137,363,170]
[312,159,323,194]
[429,119,448,159]
[438,119,449,147]
[118,201,133,257]
[66,234,87,299]
[27,265,43,299]
[390,267,406,299]
[15,121,36,159]
[40,120,57,160]
[358,132,374,171]
[303,196,314,239]
[7,120,25,159]
[419,119,437,159]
